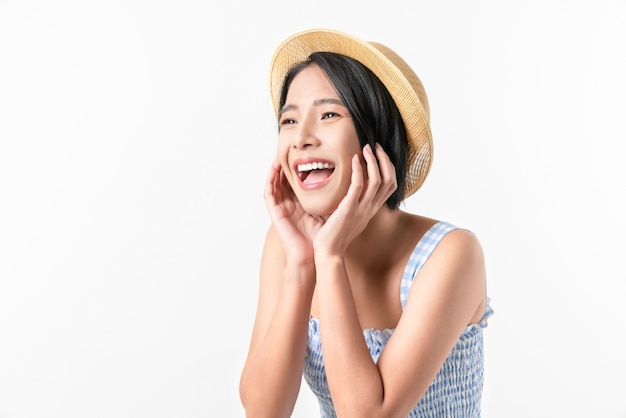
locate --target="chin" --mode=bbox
[298,197,339,218]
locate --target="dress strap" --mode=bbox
[400,221,458,309]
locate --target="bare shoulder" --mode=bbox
[423,225,484,285]
[259,225,286,284]
[407,221,486,324]
[399,213,484,264]
[437,227,484,263]
[261,224,284,258]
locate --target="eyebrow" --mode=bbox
[278,98,346,118]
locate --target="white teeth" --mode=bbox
[297,162,335,172]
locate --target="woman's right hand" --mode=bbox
[264,160,323,267]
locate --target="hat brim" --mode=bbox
[269,28,433,198]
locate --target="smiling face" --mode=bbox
[277,64,362,216]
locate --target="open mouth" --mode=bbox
[297,162,335,184]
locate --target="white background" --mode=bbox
[1,0,625,417]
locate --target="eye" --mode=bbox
[321,112,340,120]
[279,117,297,126]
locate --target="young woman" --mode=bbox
[239,28,493,418]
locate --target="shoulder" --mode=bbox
[260,225,286,275]
[262,224,283,253]
[407,215,483,261]
[405,220,486,317]
[438,225,484,261]
[423,222,485,280]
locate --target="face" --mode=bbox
[277,64,362,216]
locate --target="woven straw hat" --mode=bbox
[269,28,433,198]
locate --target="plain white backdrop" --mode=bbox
[1,0,625,417]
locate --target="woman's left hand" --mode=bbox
[313,143,397,257]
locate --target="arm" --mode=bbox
[240,161,320,418]
[316,229,485,418]
[239,226,315,418]
[313,144,485,417]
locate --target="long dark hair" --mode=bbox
[279,51,408,209]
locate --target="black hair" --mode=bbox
[278,51,408,209]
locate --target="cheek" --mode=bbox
[276,140,290,167]
[276,131,291,153]
[275,142,297,186]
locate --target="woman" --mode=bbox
[239,28,493,418]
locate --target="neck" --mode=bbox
[346,206,406,269]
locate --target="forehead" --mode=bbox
[286,64,339,100]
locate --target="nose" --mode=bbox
[291,116,320,150]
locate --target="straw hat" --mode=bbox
[268,28,433,198]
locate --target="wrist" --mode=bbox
[314,252,344,267]
[283,262,316,284]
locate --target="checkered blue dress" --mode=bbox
[303,221,493,417]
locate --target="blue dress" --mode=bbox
[303,221,494,417]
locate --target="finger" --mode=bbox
[341,154,364,209]
[374,143,398,196]
[264,161,277,197]
[273,161,283,194]
[277,163,294,200]
[361,143,382,203]
[264,161,280,205]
